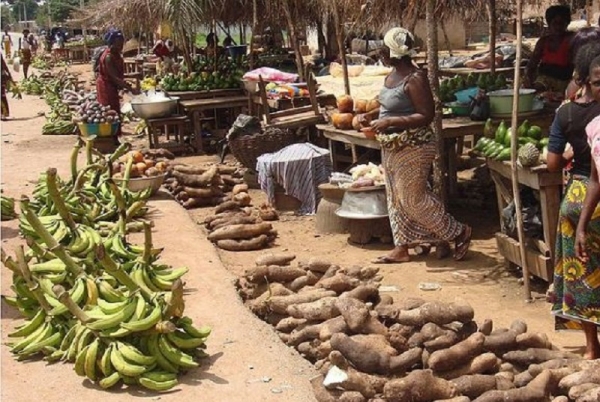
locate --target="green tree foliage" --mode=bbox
[8,0,38,22]
[1,5,15,30]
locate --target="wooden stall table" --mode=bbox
[124,58,143,74]
[439,66,526,78]
[251,93,337,112]
[52,48,69,63]
[165,88,243,102]
[486,159,562,282]
[67,45,88,64]
[180,95,249,153]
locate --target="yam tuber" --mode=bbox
[383,370,459,402]
[216,235,271,251]
[338,392,366,402]
[559,368,600,391]
[552,397,569,402]
[211,216,258,230]
[307,258,332,273]
[515,332,552,350]
[172,164,207,175]
[289,323,324,346]
[183,186,223,198]
[341,285,380,303]
[172,165,218,187]
[232,183,249,195]
[233,192,252,206]
[182,197,220,209]
[389,347,423,373]
[509,320,528,335]
[268,290,337,315]
[451,374,498,399]
[503,348,581,367]
[248,283,293,316]
[350,334,398,357]
[335,297,370,332]
[289,271,320,291]
[483,330,518,356]
[215,200,241,214]
[428,332,486,372]
[437,353,501,380]
[319,316,349,341]
[569,383,600,400]
[514,370,534,387]
[473,369,552,402]
[330,333,391,374]
[255,253,297,267]
[208,223,273,241]
[245,265,306,283]
[287,297,340,321]
[576,386,600,402]
[317,273,360,294]
[433,398,470,402]
[216,165,238,175]
[311,375,340,402]
[479,319,493,335]
[424,331,460,352]
[389,301,475,327]
[275,317,307,333]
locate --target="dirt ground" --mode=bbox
[0,61,587,400]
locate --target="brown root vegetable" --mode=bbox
[389,347,423,373]
[268,290,337,315]
[182,197,220,209]
[510,320,528,335]
[383,370,459,402]
[216,235,271,251]
[388,331,408,353]
[176,191,190,202]
[319,316,349,341]
[330,333,391,374]
[289,323,324,346]
[217,165,238,175]
[576,386,600,402]
[388,323,417,339]
[552,397,569,402]
[420,323,447,342]
[255,253,297,267]
[559,369,600,391]
[483,330,518,356]
[569,383,600,400]
[245,265,306,283]
[335,297,370,332]
[289,271,320,291]
[514,370,534,387]
[351,334,398,357]
[173,164,207,175]
[233,192,252,206]
[451,374,498,399]
[317,273,360,293]
[433,398,471,402]
[287,297,340,321]
[308,258,332,273]
[341,285,380,303]
[515,332,552,350]
[248,283,294,315]
[424,331,460,352]
[215,200,242,214]
[208,223,272,241]
[211,216,258,230]
[297,340,332,361]
[495,372,516,390]
[275,317,307,333]
[428,332,486,372]
[391,302,475,327]
[221,174,244,186]
[172,165,218,187]
[258,205,279,221]
[204,210,242,225]
[183,186,223,198]
[527,359,584,377]
[359,266,380,280]
[502,348,581,367]
[473,369,552,402]
[479,319,493,335]
[232,183,249,195]
[376,293,394,307]
[437,353,501,380]
[338,392,366,402]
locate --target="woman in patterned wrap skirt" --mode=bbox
[360,28,472,264]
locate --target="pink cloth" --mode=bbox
[586,115,600,177]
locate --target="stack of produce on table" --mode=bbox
[163,163,245,209]
[160,56,245,92]
[329,164,385,189]
[65,36,104,48]
[203,200,279,252]
[1,141,211,392]
[72,97,121,125]
[1,195,16,220]
[235,256,598,402]
[439,73,509,103]
[112,149,172,180]
[473,119,548,166]
[141,77,158,91]
[330,95,381,131]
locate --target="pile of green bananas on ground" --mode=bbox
[19,75,45,95]
[42,120,76,135]
[32,56,51,70]
[1,196,16,221]
[1,141,210,392]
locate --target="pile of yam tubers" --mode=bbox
[163,163,247,209]
[236,255,599,402]
[203,191,279,252]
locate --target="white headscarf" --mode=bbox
[383,27,416,58]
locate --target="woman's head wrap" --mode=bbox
[104,29,124,46]
[383,27,416,58]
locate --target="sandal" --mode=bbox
[453,226,472,261]
[372,255,410,264]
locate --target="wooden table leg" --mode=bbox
[446,138,458,196]
[539,185,561,266]
[328,139,337,171]
[192,110,203,154]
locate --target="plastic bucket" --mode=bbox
[488,89,536,115]
[454,87,479,104]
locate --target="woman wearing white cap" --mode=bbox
[153,39,176,74]
[363,27,472,264]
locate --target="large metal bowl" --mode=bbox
[131,96,179,119]
[335,187,388,219]
[113,174,167,196]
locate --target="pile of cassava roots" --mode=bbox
[164,163,246,209]
[236,255,600,402]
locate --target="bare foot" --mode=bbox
[373,246,410,264]
[583,347,600,360]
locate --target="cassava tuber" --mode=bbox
[384,370,459,402]
[255,253,297,267]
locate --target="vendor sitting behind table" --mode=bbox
[525,5,574,94]
[152,39,176,74]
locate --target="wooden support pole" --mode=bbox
[282,0,305,81]
[332,7,350,96]
[510,0,532,302]
[249,0,258,69]
[426,0,446,204]
[487,0,497,75]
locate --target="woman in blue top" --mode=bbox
[363,28,471,264]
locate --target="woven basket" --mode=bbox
[229,127,301,171]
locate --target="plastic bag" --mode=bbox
[243,67,298,83]
[501,188,543,240]
[12,57,20,72]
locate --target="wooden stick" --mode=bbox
[509,0,532,302]
[487,0,497,75]
[426,0,447,204]
[332,6,350,96]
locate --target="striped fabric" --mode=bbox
[257,143,332,215]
